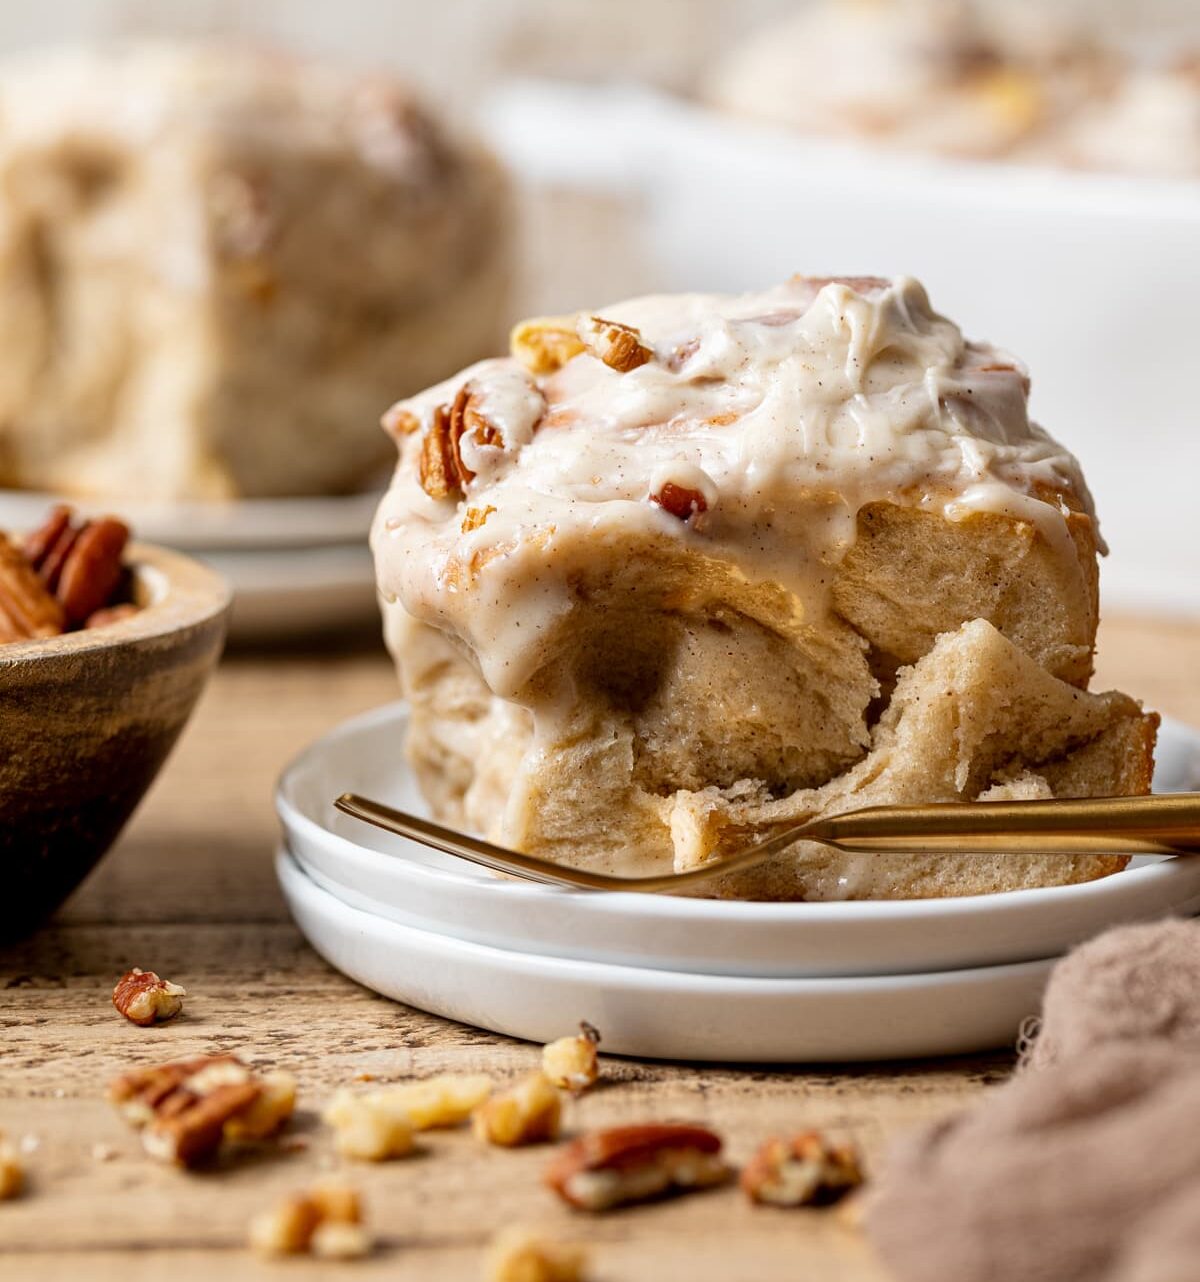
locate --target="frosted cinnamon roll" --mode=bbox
[0,43,511,500]
[372,275,1156,900]
[707,0,1112,161]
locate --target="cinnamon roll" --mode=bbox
[373,275,1156,900]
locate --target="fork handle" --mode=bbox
[808,792,1200,856]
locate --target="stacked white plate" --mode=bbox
[0,488,381,642]
[276,705,1200,1062]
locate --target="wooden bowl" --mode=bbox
[0,543,230,938]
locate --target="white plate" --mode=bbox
[0,486,382,552]
[275,703,1200,979]
[277,846,1051,1062]
[203,544,379,643]
[483,81,1200,617]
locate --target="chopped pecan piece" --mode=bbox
[545,1123,729,1212]
[382,405,421,436]
[510,315,586,375]
[461,505,496,533]
[108,1054,293,1167]
[250,1179,370,1259]
[581,316,653,372]
[322,1090,416,1161]
[325,1073,492,1157]
[112,968,186,1026]
[486,1226,587,1282]
[651,482,708,521]
[541,1023,600,1094]
[473,1072,562,1147]
[740,1130,864,1207]
[0,535,64,642]
[222,1070,297,1141]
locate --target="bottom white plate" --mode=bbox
[277,847,1052,1063]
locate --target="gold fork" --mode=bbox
[333,791,1200,894]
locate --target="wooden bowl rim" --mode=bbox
[0,541,231,664]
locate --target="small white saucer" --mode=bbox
[276,704,1200,979]
[277,846,1052,1063]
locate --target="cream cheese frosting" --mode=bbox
[373,275,1094,700]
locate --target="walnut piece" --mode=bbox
[473,1072,562,1147]
[580,316,653,373]
[382,404,421,437]
[112,968,186,1026]
[510,315,586,375]
[740,1131,864,1207]
[545,1124,730,1212]
[249,1180,370,1260]
[108,1054,294,1166]
[541,1023,600,1094]
[485,1226,587,1282]
[0,1135,23,1200]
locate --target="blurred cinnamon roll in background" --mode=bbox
[0,43,512,501]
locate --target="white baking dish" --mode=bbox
[484,80,1200,615]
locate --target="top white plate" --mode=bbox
[0,486,383,552]
[276,703,1200,980]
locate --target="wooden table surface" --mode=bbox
[2,612,1197,1282]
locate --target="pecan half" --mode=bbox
[545,1123,729,1211]
[581,316,653,372]
[22,504,72,569]
[510,315,586,375]
[0,535,64,642]
[56,517,129,627]
[651,483,708,521]
[112,968,186,1026]
[448,382,503,485]
[740,1130,864,1207]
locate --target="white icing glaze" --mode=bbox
[373,275,1095,699]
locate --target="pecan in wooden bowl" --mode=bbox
[0,509,230,938]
